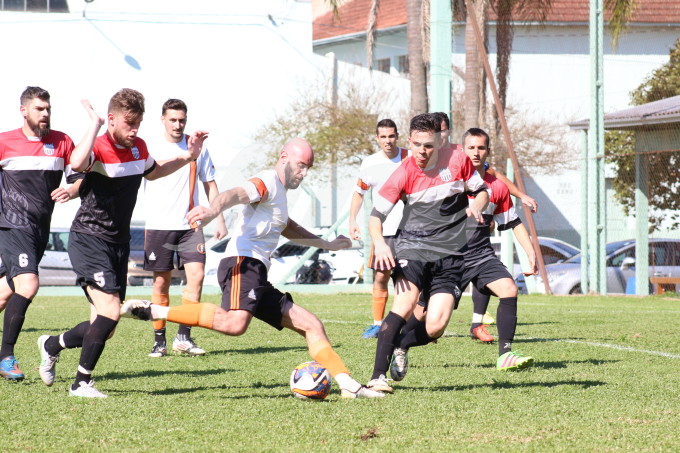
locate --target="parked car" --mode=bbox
[515,238,680,295]
[490,235,579,277]
[126,227,186,286]
[38,228,77,286]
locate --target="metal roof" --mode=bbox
[569,95,680,130]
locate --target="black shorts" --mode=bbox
[69,231,129,301]
[368,235,396,271]
[217,256,294,330]
[393,254,464,305]
[0,227,48,279]
[143,229,205,272]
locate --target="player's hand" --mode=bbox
[373,241,395,271]
[466,206,485,224]
[520,194,538,213]
[187,130,209,161]
[214,224,228,241]
[327,235,352,251]
[51,187,72,203]
[523,255,538,276]
[186,205,215,230]
[348,221,361,240]
[80,99,104,128]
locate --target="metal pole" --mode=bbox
[429,0,452,114]
[327,52,339,225]
[580,130,589,293]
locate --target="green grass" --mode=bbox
[1,292,679,452]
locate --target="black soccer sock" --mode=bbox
[45,321,90,356]
[472,287,491,317]
[370,311,406,380]
[154,327,167,344]
[496,297,518,356]
[177,325,192,340]
[395,320,437,349]
[72,315,118,389]
[400,314,422,336]
[0,294,32,359]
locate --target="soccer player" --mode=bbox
[0,87,103,381]
[348,119,409,339]
[143,99,227,358]
[37,89,206,397]
[389,128,537,383]
[121,138,384,399]
[365,113,489,393]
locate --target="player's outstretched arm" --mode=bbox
[282,219,352,251]
[70,99,105,172]
[147,130,209,180]
[186,186,249,229]
[466,189,489,224]
[203,180,228,240]
[488,167,537,213]
[51,179,83,203]
[368,211,395,270]
[512,222,538,275]
[348,191,365,240]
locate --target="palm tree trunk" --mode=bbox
[407,0,428,113]
[464,0,488,129]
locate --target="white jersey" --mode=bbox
[355,147,409,236]
[225,169,288,269]
[144,135,216,230]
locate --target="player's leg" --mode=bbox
[149,270,172,357]
[279,297,383,398]
[0,273,12,312]
[470,287,495,343]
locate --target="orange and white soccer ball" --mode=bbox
[289,361,332,400]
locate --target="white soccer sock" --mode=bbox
[334,373,361,392]
[151,304,170,320]
[472,313,484,324]
[373,320,382,326]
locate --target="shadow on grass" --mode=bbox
[439,358,619,370]
[208,345,309,355]
[98,367,234,381]
[516,321,560,326]
[400,379,606,392]
[110,382,292,398]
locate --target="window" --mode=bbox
[398,55,409,75]
[0,0,69,12]
[376,58,390,74]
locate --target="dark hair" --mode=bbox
[462,127,490,148]
[108,88,145,121]
[409,113,441,135]
[432,112,450,130]
[162,98,187,115]
[376,118,398,135]
[20,86,50,106]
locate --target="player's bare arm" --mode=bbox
[488,167,538,213]
[512,222,538,275]
[466,190,489,224]
[186,185,250,228]
[203,180,228,240]
[282,219,352,251]
[368,212,395,270]
[348,191,364,240]
[51,179,83,203]
[68,99,105,172]
[146,130,209,180]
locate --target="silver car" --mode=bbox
[39,228,77,286]
[516,238,680,295]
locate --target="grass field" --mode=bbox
[1,291,679,452]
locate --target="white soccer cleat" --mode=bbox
[390,348,409,382]
[69,380,108,398]
[172,337,206,356]
[37,335,59,386]
[120,299,152,320]
[366,375,394,393]
[341,385,385,399]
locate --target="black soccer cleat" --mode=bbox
[120,299,153,321]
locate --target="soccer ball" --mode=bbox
[289,361,332,400]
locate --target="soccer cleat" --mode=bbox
[0,355,24,381]
[69,380,108,398]
[482,312,495,325]
[366,375,393,393]
[120,299,152,320]
[361,324,380,339]
[341,385,385,399]
[496,351,534,371]
[389,348,409,381]
[172,337,206,356]
[148,341,167,358]
[470,325,494,343]
[38,335,59,386]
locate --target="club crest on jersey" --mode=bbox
[131,146,140,159]
[197,243,206,254]
[438,168,452,182]
[43,144,55,156]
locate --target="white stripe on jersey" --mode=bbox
[89,159,148,178]
[495,206,518,230]
[0,155,65,171]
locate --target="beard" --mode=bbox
[284,162,301,189]
[113,129,135,148]
[28,117,50,138]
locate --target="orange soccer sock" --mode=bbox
[372,288,388,323]
[151,294,170,330]
[309,339,349,378]
[167,303,216,330]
